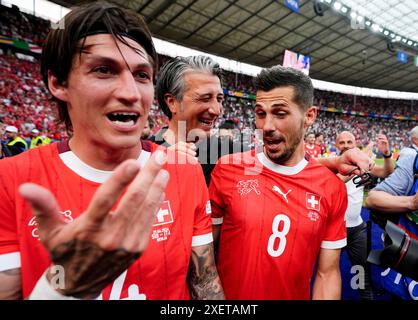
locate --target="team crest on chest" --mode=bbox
[236,179,261,196]
[152,201,174,242]
[306,193,321,212]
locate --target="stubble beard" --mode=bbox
[265,121,304,165]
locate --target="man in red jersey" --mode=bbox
[0,2,223,300]
[305,132,321,158]
[210,66,348,300]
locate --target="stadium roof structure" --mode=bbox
[51,0,418,93]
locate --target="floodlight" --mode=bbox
[333,2,342,10]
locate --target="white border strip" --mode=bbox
[191,233,213,247]
[0,252,21,272]
[321,238,347,249]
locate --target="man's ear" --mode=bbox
[164,93,179,116]
[48,71,68,102]
[304,106,317,128]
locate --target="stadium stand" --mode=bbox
[1,0,418,304]
[1,2,417,151]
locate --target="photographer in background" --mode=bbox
[366,125,418,300]
[336,131,394,300]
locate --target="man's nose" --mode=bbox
[115,71,140,105]
[208,100,221,116]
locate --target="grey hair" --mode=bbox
[410,126,418,141]
[156,55,223,119]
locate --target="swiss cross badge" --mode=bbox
[306,193,321,212]
[153,201,174,227]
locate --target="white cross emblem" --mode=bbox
[156,208,169,223]
[308,196,318,207]
[306,193,321,211]
[153,201,173,226]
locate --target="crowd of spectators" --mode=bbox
[311,112,416,152]
[315,90,416,117]
[1,51,417,151]
[0,3,417,152]
[0,4,49,46]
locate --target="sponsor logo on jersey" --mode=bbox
[28,210,73,240]
[152,201,174,242]
[236,179,261,196]
[306,193,321,211]
[272,185,292,203]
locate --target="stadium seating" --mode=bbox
[0,3,417,151]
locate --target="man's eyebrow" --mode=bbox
[270,102,289,108]
[83,54,152,69]
[195,92,218,98]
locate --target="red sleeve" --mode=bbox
[209,161,226,225]
[321,179,348,249]
[191,164,213,247]
[0,158,21,270]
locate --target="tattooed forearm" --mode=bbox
[187,244,224,300]
[47,240,140,299]
[0,268,22,299]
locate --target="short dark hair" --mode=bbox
[41,1,157,131]
[315,132,323,138]
[254,66,313,110]
[156,55,223,119]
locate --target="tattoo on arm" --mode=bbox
[48,240,140,299]
[0,268,22,300]
[187,244,224,300]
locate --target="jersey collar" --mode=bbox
[256,152,308,176]
[58,142,151,183]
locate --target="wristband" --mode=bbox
[28,269,80,300]
[383,152,392,159]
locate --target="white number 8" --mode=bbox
[267,214,291,257]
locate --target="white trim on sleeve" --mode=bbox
[321,238,347,249]
[192,233,213,247]
[0,252,21,272]
[212,217,224,225]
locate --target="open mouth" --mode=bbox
[198,118,215,128]
[264,138,284,149]
[107,112,140,127]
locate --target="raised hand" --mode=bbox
[335,147,374,176]
[376,134,390,156]
[19,151,169,299]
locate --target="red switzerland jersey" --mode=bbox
[0,141,212,299]
[304,144,322,158]
[209,150,347,299]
